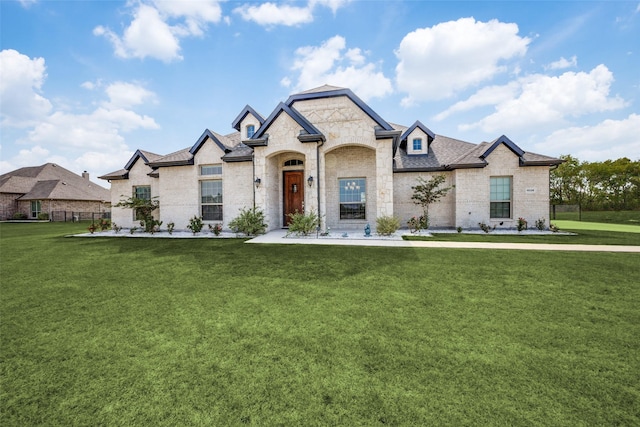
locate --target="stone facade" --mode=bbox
[101,86,561,231]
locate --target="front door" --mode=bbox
[283,171,304,226]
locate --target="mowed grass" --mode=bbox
[552,209,640,225]
[1,223,639,426]
[552,220,640,234]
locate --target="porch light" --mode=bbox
[254,177,261,188]
[307,176,313,187]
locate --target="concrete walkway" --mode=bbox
[247,229,640,253]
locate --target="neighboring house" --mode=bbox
[0,163,110,220]
[100,85,562,231]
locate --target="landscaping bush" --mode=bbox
[229,207,267,236]
[187,216,204,234]
[37,213,49,220]
[376,215,400,236]
[286,210,320,236]
[12,212,27,220]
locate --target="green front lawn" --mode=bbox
[1,223,639,426]
[552,209,640,225]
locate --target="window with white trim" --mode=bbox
[339,178,366,220]
[201,180,223,221]
[490,176,512,218]
[413,138,422,151]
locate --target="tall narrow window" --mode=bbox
[412,138,422,151]
[246,125,255,138]
[490,177,512,218]
[201,180,223,221]
[31,200,41,218]
[133,186,151,220]
[339,178,366,219]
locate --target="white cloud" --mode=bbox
[285,35,393,101]
[103,82,157,109]
[1,50,159,179]
[0,49,52,127]
[234,0,351,27]
[18,0,37,8]
[395,17,530,105]
[544,55,577,70]
[94,1,223,62]
[234,2,314,27]
[456,65,627,133]
[534,114,640,161]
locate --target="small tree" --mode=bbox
[411,175,453,230]
[115,195,160,233]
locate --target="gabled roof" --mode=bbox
[124,149,162,170]
[1,163,109,201]
[231,105,265,131]
[285,86,394,131]
[190,129,232,156]
[250,102,325,144]
[400,120,435,142]
[481,135,525,159]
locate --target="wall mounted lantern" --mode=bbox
[307,176,314,187]
[254,177,261,188]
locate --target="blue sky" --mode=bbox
[1,0,639,185]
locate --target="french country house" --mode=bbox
[1,163,110,220]
[100,85,562,231]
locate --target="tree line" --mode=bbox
[550,155,640,211]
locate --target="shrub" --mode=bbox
[209,223,223,236]
[112,223,122,234]
[88,223,97,234]
[517,217,528,232]
[535,218,546,231]
[229,207,267,236]
[376,215,400,236]
[407,215,428,233]
[130,226,138,235]
[286,210,319,236]
[549,223,560,233]
[12,212,27,220]
[457,226,463,233]
[37,213,49,220]
[187,216,204,234]
[478,221,491,233]
[167,222,175,235]
[99,219,111,231]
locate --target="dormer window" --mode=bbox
[246,125,255,138]
[413,138,422,151]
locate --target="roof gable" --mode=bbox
[251,102,325,144]
[190,129,232,156]
[231,105,265,131]
[285,87,394,131]
[124,149,162,170]
[400,120,435,142]
[481,135,525,159]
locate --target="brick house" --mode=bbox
[100,85,562,231]
[0,163,110,220]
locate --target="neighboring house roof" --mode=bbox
[0,163,109,201]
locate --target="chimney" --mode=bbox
[82,171,90,180]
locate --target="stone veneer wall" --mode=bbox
[109,159,158,228]
[393,172,456,228]
[454,143,551,229]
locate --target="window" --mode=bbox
[201,180,223,221]
[134,186,151,200]
[201,164,222,175]
[412,138,422,151]
[133,186,151,220]
[490,177,512,218]
[339,178,366,220]
[31,200,41,218]
[246,125,255,138]
[284,159,303,167]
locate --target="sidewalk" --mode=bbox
[247,229,640,253]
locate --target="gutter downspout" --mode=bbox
[252,152,256,209]
[317,139,324,230]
